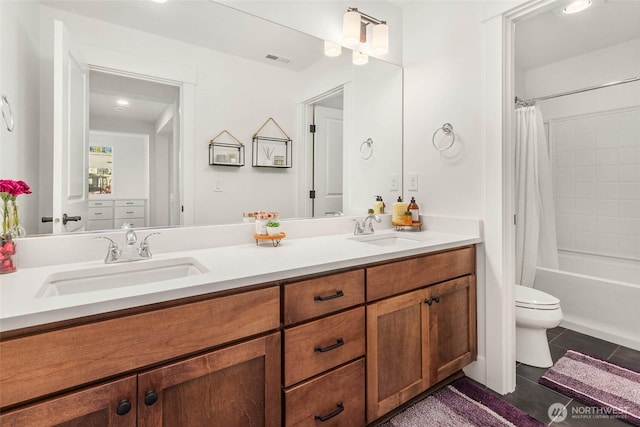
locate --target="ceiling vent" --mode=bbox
[265,54,291,64]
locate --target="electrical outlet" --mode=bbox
[408,173,418,191]
[215,179,223,192]
[390,173,398,191]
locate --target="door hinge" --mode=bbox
[181,205,184,212]
[309,124,316,133]
[309,190,316,199]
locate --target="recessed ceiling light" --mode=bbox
[563,0,592,14]
[149,0,168,3]
[116,99,129,106]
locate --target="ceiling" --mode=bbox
[90,71,179,124]
[40,0,324,72]
[516,0,640,71]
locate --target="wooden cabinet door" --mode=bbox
[427,276,477,384]
[137,333,281,427]
[0,376,136,427]
[366,289,430,422]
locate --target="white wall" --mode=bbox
[89,131,148,200]
[299,52,403,216]
[0,0,41,235]
[522,38,640,261]
[37,5,302,225]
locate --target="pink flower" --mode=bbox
[0,179,31,197]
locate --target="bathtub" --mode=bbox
[534,251,640,351]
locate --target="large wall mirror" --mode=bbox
[1,0,403,236]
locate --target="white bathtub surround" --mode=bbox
[0,216,481,332]
[535,251,640,352]
[514,105,559,287]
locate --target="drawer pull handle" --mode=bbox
[116,398,131,416]
[126,211,134,214]
[314,338,344,353]
[314,402,344,422]
[314,290,344,302]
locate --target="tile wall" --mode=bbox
[551,108,640,259]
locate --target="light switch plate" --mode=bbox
[215,179,223,192]
[408,173,418,191]
[390,173,398,191]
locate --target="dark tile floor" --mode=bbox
[499,327,640,426]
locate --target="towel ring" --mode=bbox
[360,138,374,160]
[1,95,14,132]
[432,123,455,151]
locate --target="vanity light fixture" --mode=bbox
[342,7,389,55]
[352,51,368,66]
[563,0,592,14]
[324,41,342,57]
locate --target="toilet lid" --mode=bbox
[515,285,560,309]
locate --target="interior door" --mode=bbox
[313,105,343,217]
[52,20,89,233]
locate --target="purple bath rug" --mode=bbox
[539,349,640,425]
[381,377,544,426]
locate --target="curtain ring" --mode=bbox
[1,95,15,132]
[360,138,373,160]
[432,123,455,151]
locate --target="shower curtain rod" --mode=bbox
[515,76,640,106]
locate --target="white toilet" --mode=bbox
[515,285,563,368]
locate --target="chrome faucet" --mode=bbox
[96,231,161,264]
[353,214,382,235]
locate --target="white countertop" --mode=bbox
[0,219,481,332]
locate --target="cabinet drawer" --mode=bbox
[0,287,280,408]
[88,200,113,208]
[283,270,364,325]
[87,207,113,220]
[285,359,365,427]
[284,307,364,386]
[366,246,475,301]
[114,206,144,218]
[115,200,144,207]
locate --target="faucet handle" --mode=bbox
[138,233,161,259]
[95,236,122,263]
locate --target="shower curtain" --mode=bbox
[515,106,559,287]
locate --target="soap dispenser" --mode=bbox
[391,196,408,224]
[408,197,420,222]
[373,196,385,214]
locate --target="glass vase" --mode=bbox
[1,234,17,274]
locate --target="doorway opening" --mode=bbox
[304,87,344,218]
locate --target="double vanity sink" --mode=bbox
[0,219,482,332]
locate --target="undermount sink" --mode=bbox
[349,234,425,248]
[37,257,208,298]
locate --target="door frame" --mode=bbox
[80,44,197,227]
[302,86,344,218]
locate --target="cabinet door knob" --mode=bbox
[116,398,132,416]
[424,298,433,306]
[314,290,344,301]
[144,390,158,406]
[433,296,441,303]
[314,401,344,422]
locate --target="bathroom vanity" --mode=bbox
[0,221,480,426]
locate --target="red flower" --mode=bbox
[0,179,31,197]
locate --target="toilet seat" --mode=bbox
[515,285,560,310]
